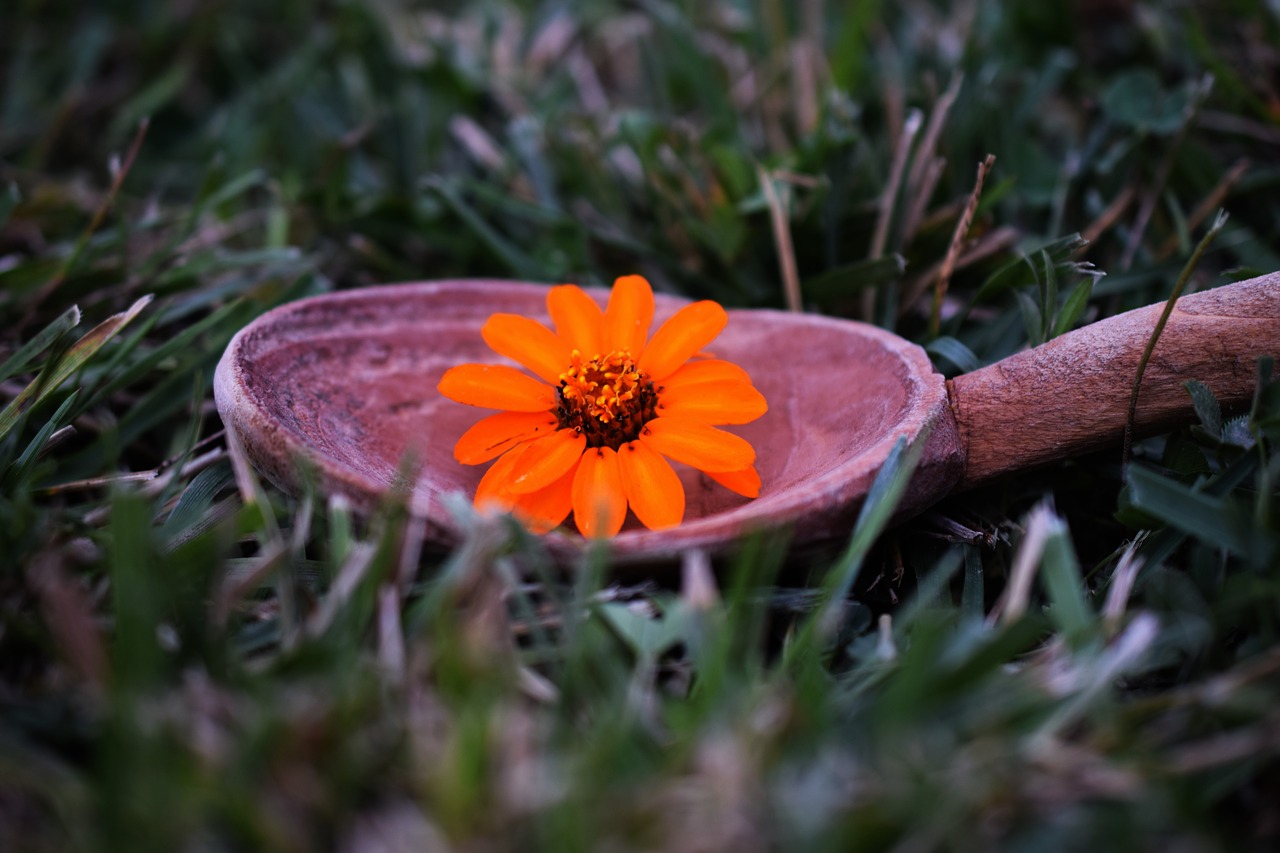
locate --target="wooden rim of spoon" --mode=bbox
[213,273,1278,559]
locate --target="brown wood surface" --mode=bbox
[948,272,1280,488]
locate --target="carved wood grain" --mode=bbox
[948,272,1280,488]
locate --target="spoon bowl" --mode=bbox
[214,280,961,557]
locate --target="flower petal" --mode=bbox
[474,446,523,511]
[454,411,560,465]
[603,275,654,356]
[637,301,728,381]
[639,418,755,472]
[507,429,587,494]
[704,465,761,498]
[439,364,557,411]
[571,447,627,538]
[482,314,570,384]
[660,359,753,392]
[510,461,577,533]
[474,447,575,533]
[548,284,603,355]
[616,440,685,530]
[658,380,767,425]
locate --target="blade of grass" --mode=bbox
[83,299,248,411]
[1051,277,1095,338]
[757,165,802,313]
[1126,464,1261,558]
[1039,520,1094,648]
[0,304,81,384]
[159,461,235,540]
[794,426,931,652]
[5,389,79,487]
[426,178,539,278]
[0,295,152,443]
[865,108,921,321]
[109,489,163,690]
[802,255,905,304]
[1122,210,1228,463]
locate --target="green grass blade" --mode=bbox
[0,304,81,384]
[926,336,982,374]
[88,299,248,406]
[0,296,152,443]
[1126,464,1262,558]
[427,179,539,278]
[1051,277,1095,338]
[1015,288,1045,347]
[1039,248,1058,338]
[802,255,906,303]
[109,490,164,690]
[794,427,931,653]
[5,388,79,486]
[1040,519,1095,647]
[160,461,235,540]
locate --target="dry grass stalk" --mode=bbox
[377,583,406,682]
[305,542,377,638]
[902,155,947,246]
[1155,157,1248,261]
[449,115,509,172]
[214,539,288,628]
[681,548,719,610]
[567,46,609,114]
[931,153,996,335]
[1102,540,1144,636]
[790,39,822,138]
[900,74,963,243]
[989,503,1054,625]
[757,165,803,312]
[865,109,923,320]
[1164,717,1280,774]
[900,224,1019,319]
[1081,184,1137,245]
[1198,109,1280,145]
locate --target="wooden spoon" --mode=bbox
[213,273,1278,558]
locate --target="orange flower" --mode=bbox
[438,275,768,537]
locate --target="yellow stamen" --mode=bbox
[556,350,658,449]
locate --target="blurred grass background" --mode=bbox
[2,0,1280,849]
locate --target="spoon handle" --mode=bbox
[948,272,1280,488]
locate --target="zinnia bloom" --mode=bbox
[438,275,767,537]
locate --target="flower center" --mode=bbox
[556,349,658,450]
